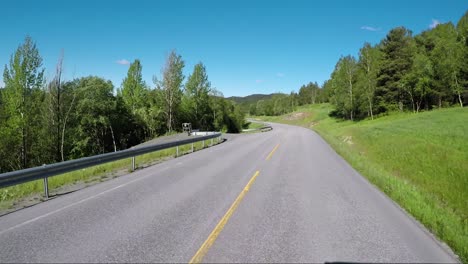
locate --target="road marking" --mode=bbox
[189,170,260,264]
[0,167,169,236]
[265,144,280,161]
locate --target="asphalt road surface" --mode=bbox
[0,123,458,263]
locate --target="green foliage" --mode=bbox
[298,82,322,105]
[328,55,359,120]
[120,59,148,114]
[1,36,45,170]
[323,13,468,120]
[155,50,185,133]
[0,37,247,174]
[357,42,382,119]
[71,76,117,157]
[431,23,465,107]
[402,50,433,112]
[184,63,212,130]
[376,27,415,112]
[228,93,281,114]
[456,12,468,108]
[252,93,298,116]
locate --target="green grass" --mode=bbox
[0,138,219,210]
[246,122,266,130]
[256,104,468,263]
[242,121,267,133]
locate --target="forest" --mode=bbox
[249,11,468,119]
[0,41,244,173]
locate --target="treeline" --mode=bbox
[323,11,468,120]
[249,11,468,119]
[0,37,244,173]
[248,82,326,116]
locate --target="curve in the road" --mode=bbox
[0,123,458,263]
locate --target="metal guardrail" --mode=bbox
[242,125,273,133]
[258,126,273,132]
[243,119,273,133]
[0,132,222,198]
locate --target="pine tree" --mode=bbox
[376,27,415,112]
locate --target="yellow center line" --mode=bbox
[265,144,280,161]
[189,170,260,264]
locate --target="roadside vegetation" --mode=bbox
[256,103,467,263]
[244,121,265,129]
[241,121,267,133]
[0,39,244,176]
[244,11,468,120]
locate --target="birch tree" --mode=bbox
[2,36,44,169]
[358,43,382,119]
[155,51,185,133]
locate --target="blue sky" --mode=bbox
[0,0,466,97]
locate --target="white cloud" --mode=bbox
[360,26,381,32]
[276,72,285,77]
[116,59,130,65]
[255,79,264,83]
[429,19,440,29]
[0,79,4,87]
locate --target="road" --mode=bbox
[0,123,457,263]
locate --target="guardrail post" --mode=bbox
[202,140,205,148]
[176,146,179,157]
[191,143,194,153]
[43,177,49,199]
[131,156,135,171]
[211,138,213,146]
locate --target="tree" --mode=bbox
[249,103,257,116]
[376,27,415,112]
[330,55,358,120]
[71,76,117,157]
[430,23,465,107]
[358,43,382,119]
[2,36,45,169]
[209,88,225,131]
[138,89,166,137]
[298,82,320,105]
[402,51,433,112]
[184,62,212,130]
[155,51,185,133]
[120,59,148,114]
[456,11,468,106]
[343,56,358,120]
[42,50,76,162]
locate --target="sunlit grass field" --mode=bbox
[256,104,468,263]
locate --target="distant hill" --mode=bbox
[226,93,283,114]
[226,93,280,104]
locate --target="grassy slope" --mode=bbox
[244,121,266,130]
[0,138,218,211]
[256,104,467,263]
